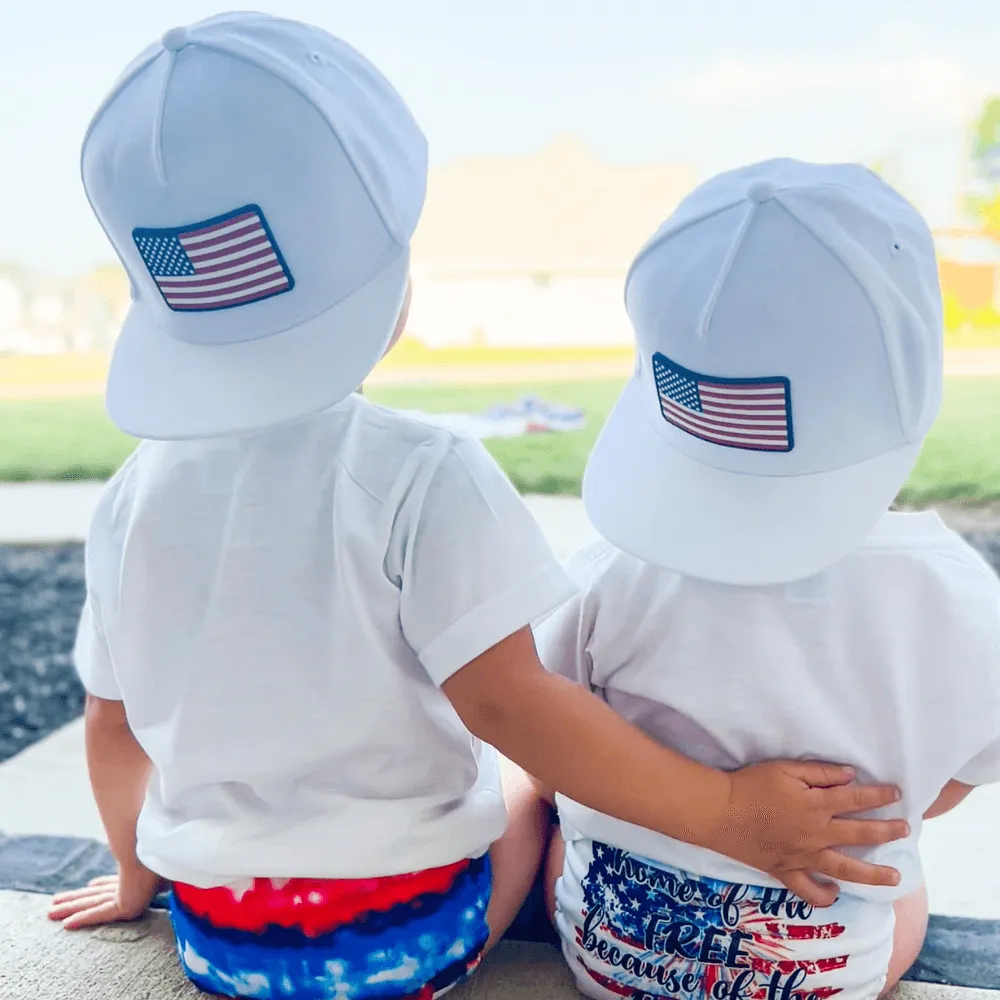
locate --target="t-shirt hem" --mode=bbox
[138,824,504,887]
[418,565,577,686]
[557,797,922,903]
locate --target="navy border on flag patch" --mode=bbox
[652,352,794,453]
[132,205,294,313]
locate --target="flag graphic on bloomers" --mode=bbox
[133,205,293,312]
[652,352,793,453]
[576,842,850,1000]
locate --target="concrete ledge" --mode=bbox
[1,890,997,1000]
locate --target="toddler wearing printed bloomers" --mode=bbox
[49,19,909,1000]
[536,160,1000,1000]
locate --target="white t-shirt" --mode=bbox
[535,512,1000,902]
[74,394,575,887]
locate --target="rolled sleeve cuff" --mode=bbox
[418,565,577,687]
[955,756,1000,787]
[74,608,122,701]
[77,665,122,701]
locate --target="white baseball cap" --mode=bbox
[81,12,427,439]
[584,159,943,585]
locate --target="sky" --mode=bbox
[1,0,998,274]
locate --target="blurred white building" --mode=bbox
[0,265,128,354]
[408,136,698,347]
[2,137,699,354]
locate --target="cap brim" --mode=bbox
[106,251,409,440]
[584,378,922,585]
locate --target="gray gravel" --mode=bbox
[964,532,1000,575]
[1,533,999,765]
[0,545,85,764]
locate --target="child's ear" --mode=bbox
[380,275,412,362]
[394,276,413,341]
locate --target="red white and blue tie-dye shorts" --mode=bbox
[168,854,492,999]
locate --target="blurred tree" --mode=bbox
[971,98,1000,165]
[968,98,1000,240]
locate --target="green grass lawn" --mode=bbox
[1,378,998,504]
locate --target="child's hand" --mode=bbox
[709,760,907,907]
[48,861,166,929]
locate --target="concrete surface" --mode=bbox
[0,889,996,1000]
[0,718,105,841]
[0,889,995,1000]
[0,888,577,1000]
[0,483,103,544]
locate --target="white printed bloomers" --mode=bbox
[554,840,895,1000]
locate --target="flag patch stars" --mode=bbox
[653,353,793,452]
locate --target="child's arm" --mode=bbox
[529,774,556,805]
[444,627,906,908]
[923,779,974,820]
[83,694,151,870]
[401,438,905,907]
[48,695,163,928]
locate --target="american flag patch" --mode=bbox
[653,352,793,452]
[133,205,293,312]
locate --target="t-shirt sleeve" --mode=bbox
[954,739,1000,786]
[533,549,600,689]
[72,458,135,702]
[74,596,121,700]
[398,436,577,686]
[954,577,1000,786]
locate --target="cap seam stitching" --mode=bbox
[776,192,909,440]
[624,198,749,303]
[152,53,177,184]
[696,201,758,341]
[193,34,405,249]
[80,50,166,165]
[79,49,167,260]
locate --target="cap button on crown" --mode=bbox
[747,180,777,204]
[161,27,192,52]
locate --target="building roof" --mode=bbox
[411,135,699,274]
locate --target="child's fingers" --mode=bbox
[50,883,117,905]
[785,761,855,788]
[88,875,119,887]
[48,889,117,921]
[813,782,902,816]
[780,871,838,909]
[49,886,116,912]
[826,816,909,847]
[62,899,122,930]
[813,849,900,888]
